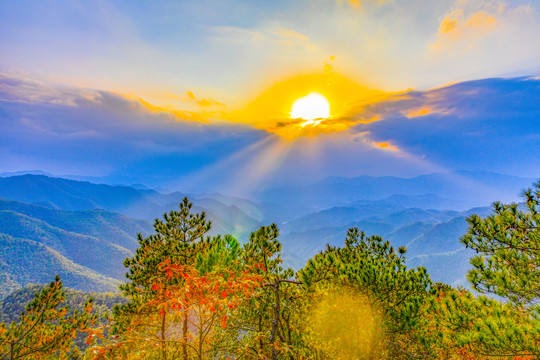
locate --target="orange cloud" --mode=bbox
[340,0,388,9]
[431,8,498,53]
[403,107,433,118]
[135,97,214,123]
[373,142,398,151]
[466,11,496,29]
[438,9,496,35]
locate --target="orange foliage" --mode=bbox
[85,260,265,359]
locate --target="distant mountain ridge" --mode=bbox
[259,171,534,210]
[0,172,530,296]
[0,175,262,240]
[0,174,165,213]
[0,176,266,298]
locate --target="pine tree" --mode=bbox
[423,286,539,359]
[461,181,540,307]
[0,276,96,360]
[299,228,432,359]
[458,180,540,356]
[113,197,211,360]
[223,224,306,359]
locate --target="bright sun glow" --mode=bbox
[290,92,330,126]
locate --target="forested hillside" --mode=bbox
[0,285,124,325]
[0,234,119,298]
[0,199,154,298]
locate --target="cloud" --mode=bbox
[348,77,540,176]
[185,90,225,107]
[430,3,539,56]
[438,9,496,35]
[0,73,268,187]
[3,73,540,192]
[271,27,309,41]
[210,25,309,44]
[373,141,398,152]
[339,0,389,10]
[403,107,434,118]
[0,73,102,106]
[0,72,432,192]
[0,72,233,125]
[225,71,389,139]
[210,26,266,43]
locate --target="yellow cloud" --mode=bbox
[104,71,391,140]
[186,90,196,100]
[226,72,390,139]
[184,91,225,107]
[135,97,216,123]
[439,9,462,33]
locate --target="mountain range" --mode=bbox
[0,171,535,298]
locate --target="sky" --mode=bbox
[1,0,540,194]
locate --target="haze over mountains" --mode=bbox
[0,171,534,298]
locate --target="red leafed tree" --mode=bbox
[154,260,264,359]
[86,235,264,360]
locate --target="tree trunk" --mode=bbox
[270,283,280,360]
[161,312,167,360]
[183,312,189,360]
[258,315,264,352]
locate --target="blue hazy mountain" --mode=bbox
[0,175,262,239]
[258,171,534,210]
[0,172,532,295]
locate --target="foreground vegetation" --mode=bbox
[1,183,540,359]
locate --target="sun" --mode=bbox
[290,92,330,126]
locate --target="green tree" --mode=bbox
[113,197,211,360]
[461,181,540,307]
[221,224,307,359]
[422,286,539,359]
[299,228,432,359]
[0,276,96,360]
[458,180,540,356]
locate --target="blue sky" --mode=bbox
[1,0,539,193]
